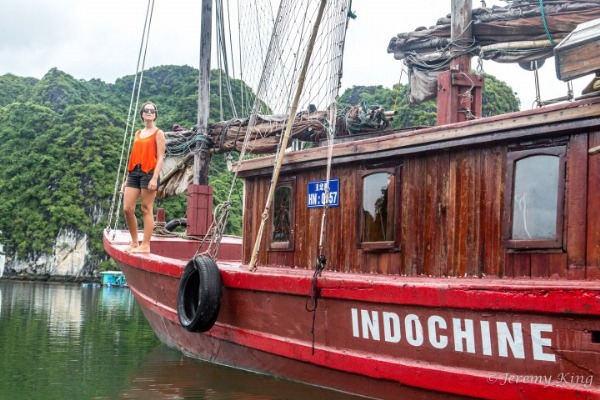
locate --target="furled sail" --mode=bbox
[387,1,600,103]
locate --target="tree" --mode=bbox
[338,73,520,129]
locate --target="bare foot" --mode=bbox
[124,243,139,253]
[130,244,150,253]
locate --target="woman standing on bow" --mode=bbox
[123,101,166,253]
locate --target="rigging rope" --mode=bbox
[107,0,155,233]
[539,0,557,46]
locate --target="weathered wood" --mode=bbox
[194,0,213,185]
[242,106,598,280]
[512,253,531,277]
[566,134,588,277]
[554,18,600,81]
[586,130,600,278]
[401,157,425,276]
[450,0,472,73]
[238,99,600,176]
[504,252,514,278]
[481,147,504,277]
[549,253,569,279]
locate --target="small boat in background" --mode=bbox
[99,271,127,288]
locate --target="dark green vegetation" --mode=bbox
[0,66,519,274]
[338,74,520,128]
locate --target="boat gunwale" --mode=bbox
[104,229,600,317]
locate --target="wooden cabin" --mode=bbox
[237,98,600,280]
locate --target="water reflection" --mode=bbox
[0,281,366,400]
[0,281,159,400]
[118,345,366,400]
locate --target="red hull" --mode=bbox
[104,229,600,400]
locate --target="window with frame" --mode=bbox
[269,177,295,251]
[503,146,566,249]
[358,168,399,251]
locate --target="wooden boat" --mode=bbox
[104,1,600,399]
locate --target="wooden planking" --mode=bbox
[531,253,568,278]
[481,146,505,277]
[512,253,531,277]
[242,131,588,279]
[452,149,482,276]
[587,130,600,279]
[242,178,255,263]
[504,253,514,278]
[469,149,483,277]
[422,156,438,276]
[566,134,588,279]
[401,156,425,276]
[447,151,459,276]
[530,253,549,278]
[422,153,450,276]
[341,166,358,272]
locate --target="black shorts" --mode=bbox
[127,165,159,189]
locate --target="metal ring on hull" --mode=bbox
[177,256,222,332]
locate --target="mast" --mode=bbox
[437,0,483,125]
[194,0,213,185]
[187,0,214,237]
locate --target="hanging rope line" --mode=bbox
[107,0,156,233]
[539,0,557,46]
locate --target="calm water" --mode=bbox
[0,281,367,400]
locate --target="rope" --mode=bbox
[340,101,390,134]
[305,255,327,354]
[195,202,231,259]
[457,72,478,120]
[539,0,557,46]
[107,0,155,233]
[392,68,405,111]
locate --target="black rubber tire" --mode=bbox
[165,218,187,232]
[177,256,222,332]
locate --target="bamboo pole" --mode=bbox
[248,0,329,271]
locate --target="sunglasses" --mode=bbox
[142,108,157,114]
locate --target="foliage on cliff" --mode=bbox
[0,66,245,271]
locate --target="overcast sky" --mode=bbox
[0,0,591,110]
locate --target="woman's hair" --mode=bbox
[139,102,158,121]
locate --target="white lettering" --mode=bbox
[480,320,492,356]
[427,316,447,349]
[530,323,555,362]
[351,308,359,338]
[361,310,380,341]
[308,193,318,205]
[453,318,475,353]
[497,322,525,359]
[383,312,401,343]
[405,314,424,346]
[349,309,554,362]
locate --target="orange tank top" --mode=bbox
[128,129,158,173]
